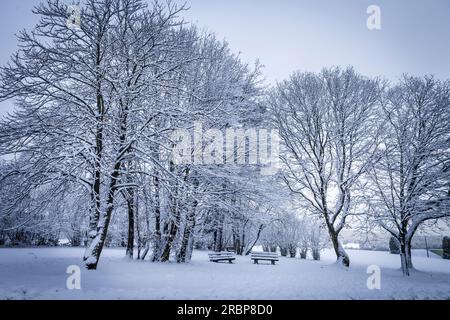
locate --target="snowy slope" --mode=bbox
[0,248,449,300]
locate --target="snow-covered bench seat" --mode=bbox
[208,252,236,264]
[251,252,279,265]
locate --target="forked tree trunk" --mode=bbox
[83,177,118,270]
[329,231,350,267]
[399,234,410,276]
[159,218,179,262]
[84,104,129,270]
[177,202,197,263]
[159,191,181,262]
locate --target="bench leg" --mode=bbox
[228,260,233,264]
[271,260,275,265]
[254,260,258,264]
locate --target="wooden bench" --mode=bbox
[251,252,279,265]
[208,252,236,264]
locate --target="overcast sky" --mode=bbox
[1,0,450,116]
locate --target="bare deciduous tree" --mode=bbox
[270,67,382,267]
[368,75,450,275]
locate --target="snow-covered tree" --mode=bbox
[367,75,450,275]
[269,67,383,266]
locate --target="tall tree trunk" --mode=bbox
[232,228,241,254]
[405,224,420,270]
[329,229,350,267]
[312,248,321,261]
[159,217,180,262]
[399,232,413,276]
[399,234,410,276]
[240,229,246,256]
[140,188,151,261]
[88,122,103,246]
[83,100,129,270]
[87,47,105,248]
[300,248,307,259]
[151,174,162,262]
[159,176,180,262]
[177,174,198,263]
[214,217,224,253]
[186,232,195,262]
[135,195,141,260]
[288,244,296,258]
[405,239,413,270]
[177,202,197,263]
[125,188,135,259]
[245,224,265,255]
[83,167,120,269]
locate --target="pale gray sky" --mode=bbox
[1,0,450,116]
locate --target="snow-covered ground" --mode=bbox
[0,248,449,300]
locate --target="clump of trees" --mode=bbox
[269,69,450,274]
[259,212,326,260]
[0,0,272,269]
[389,237,400,254]
[443,237,450,260]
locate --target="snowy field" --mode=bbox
[0,248,449,300]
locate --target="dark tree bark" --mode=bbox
[159,163,181,262]
[312,249,320,261]
[151,174,162,262]
[328,225,350,267]
[125,188,135,260]
[214,212,225,252]
[288,244,296,258]
[443,237,450,260]
[84,158,122,269]
[84,94,131,270]
[300,248,307,259]
[177,201,198,263]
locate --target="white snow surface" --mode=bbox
[0,248,449,300]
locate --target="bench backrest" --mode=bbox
[251,252,279,258]
[209,252,235,258]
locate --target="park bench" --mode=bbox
[208,252,236,264]
[251,252,279,265]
